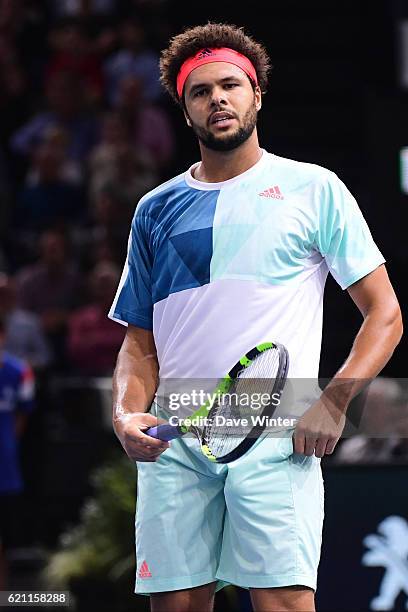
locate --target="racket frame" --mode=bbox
[146,342,289,463]
[201,342,289,463]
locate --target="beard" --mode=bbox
[189,101,258,152]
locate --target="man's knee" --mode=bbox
[150,582,216,612]
[250,585,315,612]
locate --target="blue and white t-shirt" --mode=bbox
[109,150,384,420]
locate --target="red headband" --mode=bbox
[176,47,258,98]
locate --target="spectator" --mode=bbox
[46,17,104,106]
[0,316,35,588]
[104,16,161,105]
[334,378,407,463]
[11,70,99,163]
[15,127,85,235]
[114,74,174,169]
[115,143,159,206]
[74,183,132,268]
[88,111,128,197]
[88,111,157,202]
[26,126,82,187]
[0,273,51,370]
[15,230,80,368]
[67,262,125,375]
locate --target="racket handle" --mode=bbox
[146,423,183,441]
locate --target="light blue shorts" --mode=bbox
[134,421,324,595]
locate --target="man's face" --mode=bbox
[183,62,262,152]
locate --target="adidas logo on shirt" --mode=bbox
[259,185,284,199]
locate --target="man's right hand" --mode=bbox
[113,412,170,462]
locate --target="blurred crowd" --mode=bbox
[0,0,177,585]
[0,0,176,378]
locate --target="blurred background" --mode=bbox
[0,0,407,610]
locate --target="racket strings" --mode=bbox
[204,349,281,457]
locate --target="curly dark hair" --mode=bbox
[160,22,272,106]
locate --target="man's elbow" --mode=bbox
[394,308,403,345]
[384,300,403,347]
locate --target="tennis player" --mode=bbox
[109,23,402,612]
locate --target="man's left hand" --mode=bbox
[292,395,346,458]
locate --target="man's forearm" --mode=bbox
[294,267,402,457]
[111,327,169,461]
[323,305,403,412]
[112,328,159,436]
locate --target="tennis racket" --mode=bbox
[146,341,289,463]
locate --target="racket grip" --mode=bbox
[146,423,182,441]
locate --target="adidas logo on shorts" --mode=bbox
[138,560,152,578]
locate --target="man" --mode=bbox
[0,317,36,588]
[109,23,402,612]
[0,273,51,370]
[67,262,125,375]
[16,229,80,369]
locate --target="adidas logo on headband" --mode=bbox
[197,48,215,60]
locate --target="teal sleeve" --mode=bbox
[315,173,385,289]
